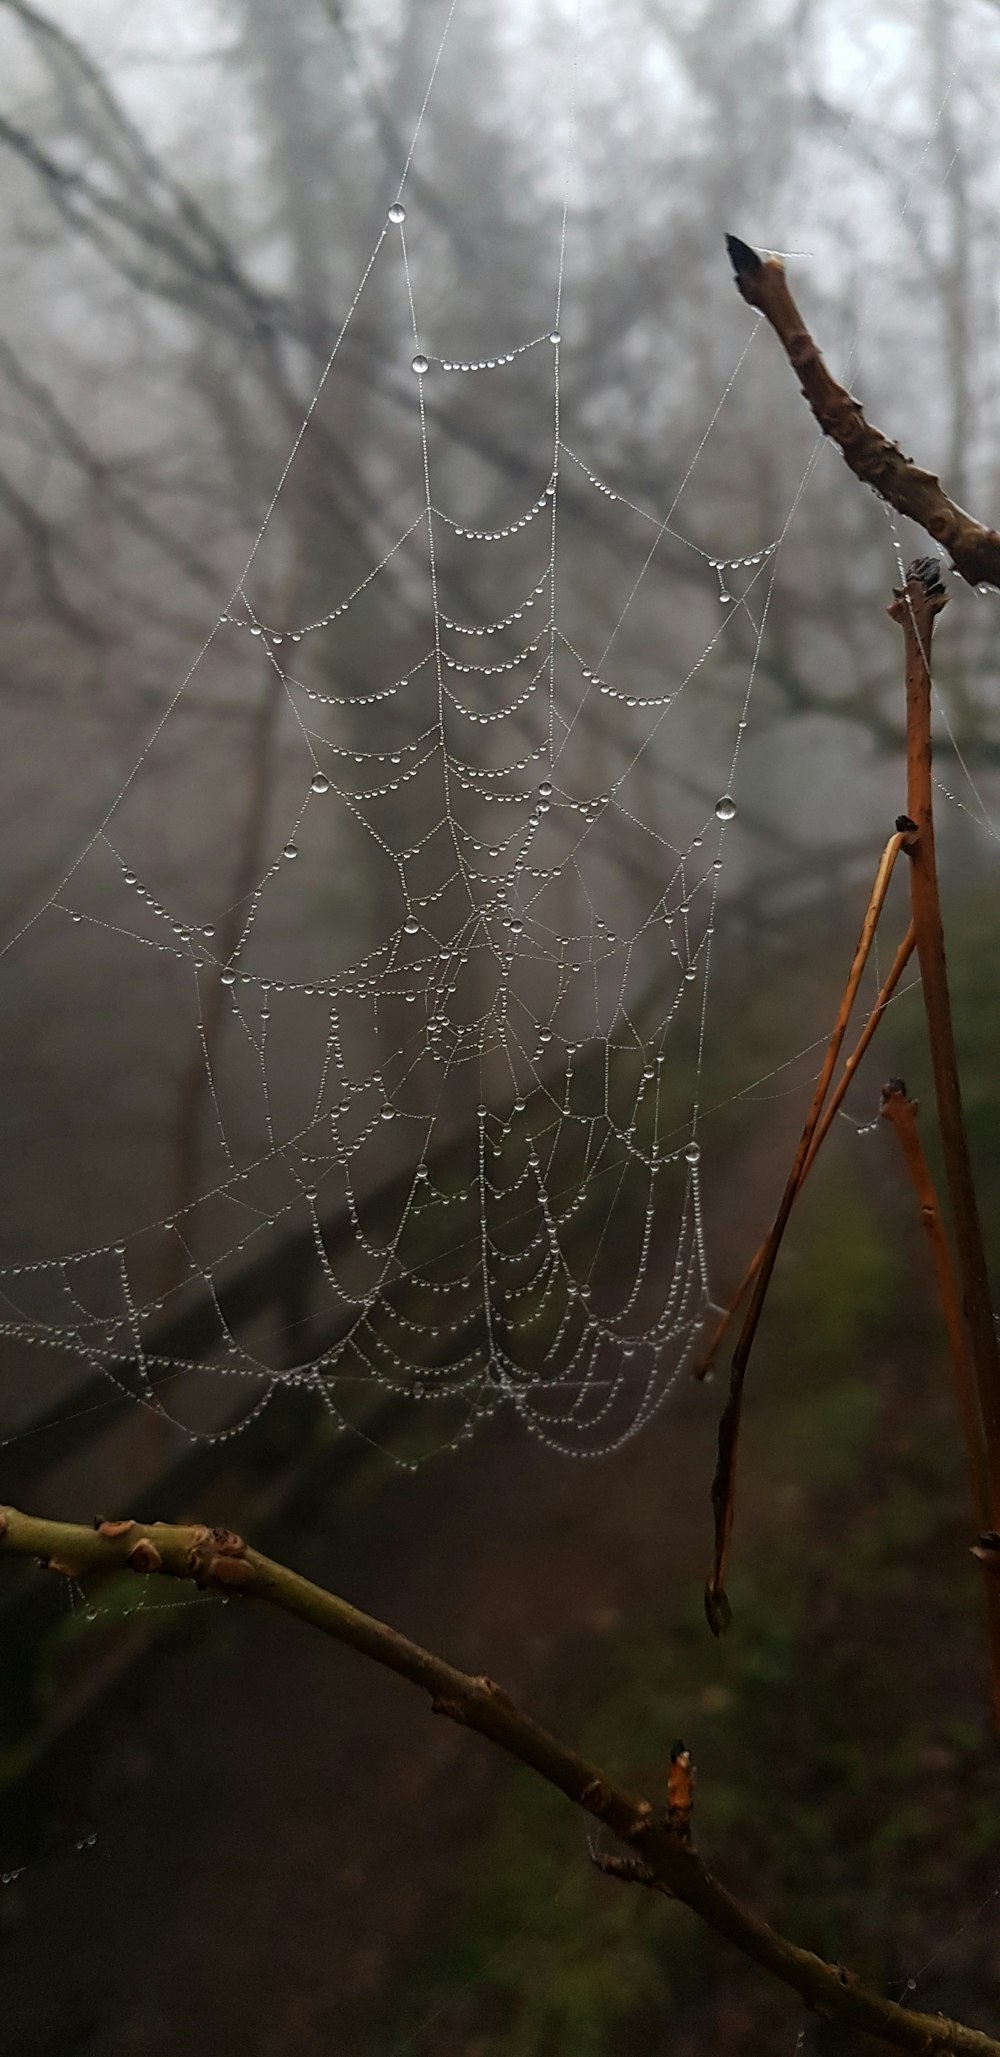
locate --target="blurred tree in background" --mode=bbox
[2,3,1000,2053]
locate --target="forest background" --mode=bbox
[3,2,1000,2053]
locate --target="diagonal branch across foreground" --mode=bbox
[2,1503,999,2056]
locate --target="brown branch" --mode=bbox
[879,1082,991,1529]
[725,236,1000,591]
[879,1078,1000,1725]
[2,1503,999,2055]
[706,833,907,1631]
[887,565,1000,1711]
[694,919,917,1383]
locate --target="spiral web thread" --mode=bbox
[0,0,992,1485]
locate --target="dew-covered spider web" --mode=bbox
[0,0,996,1487]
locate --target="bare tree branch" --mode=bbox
[1,1502,999,2056]
[725,235,1000,591]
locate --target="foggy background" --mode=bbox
[3,2,1000,2054]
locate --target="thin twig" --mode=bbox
[887,563,1000,1727]
[879,1082,990,1517]
[1,1504,999,2056]
[879,1077,1000,1722]
[706,834,907,1631]
[694,920,916,1383]
[725,235,1000,591]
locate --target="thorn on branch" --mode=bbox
[667,1741,695,1841]
[725,233,764,283]
[705,1578,732,1638]
[904,555,946,598]
[580,1777,610,1814]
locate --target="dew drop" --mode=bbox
[403,916,419,935]
[388,201,406,225]
[411,353,429,376]
[549,330,561,345]
[714,794,737,822]
[283,842,299,860]
[310,771,330,794]
[220,968,235,985]
[684,1140,701,1164]
[538,780,553,800]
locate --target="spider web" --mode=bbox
[0,0,992,1486]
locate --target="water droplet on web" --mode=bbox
[719,590,733,605]
[403,916,419,936]
[221,970,236,986]
[310,772,330,794]
[549,330,561,345]
[380,1105,396,1122]
[684,966,697,981]
[538,781,553,800]
[714,794,736,822]
[684,1141,701,1164]
[411,353,429,376]
[388,202,406,225]
[283,842,299,860]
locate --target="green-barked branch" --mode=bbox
[2,1502,999,2056]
